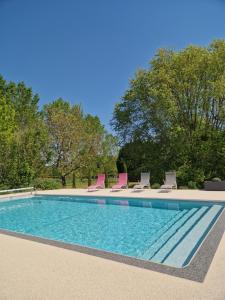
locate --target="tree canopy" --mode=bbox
[0,77,48,188]
[0,77,118,189]
[112,40,225,186]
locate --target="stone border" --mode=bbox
[1,207,225,282]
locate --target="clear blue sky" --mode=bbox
[1,0,225,130]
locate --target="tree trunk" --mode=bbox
[61,175,66,187]
[88,171,92,186]
[123,160,127,173]
[105,170,109,188]
[72,172,76,188]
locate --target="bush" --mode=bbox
[187,181,198,189]
[0,184,10,190]
[177,164,205,186]
[211,177,221,182]
[128,182,137,188]
[151,183,160,189]
[34,178,61,190]
[178,186,188,190]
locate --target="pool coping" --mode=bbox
[36,188,225,201]
[37,193,225,206]
[1,195,225,282]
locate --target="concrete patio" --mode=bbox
[1,189,225,300]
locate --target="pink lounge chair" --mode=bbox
[111,173,128,191]
[88,174,105,191]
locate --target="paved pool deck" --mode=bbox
[36,188,225,201]
[1,189,225,300]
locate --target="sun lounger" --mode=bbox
[160,171,177,190]
[88,174,105,191]
[133,172,150,191]
[111,173,128,191]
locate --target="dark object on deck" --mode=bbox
[204,181,225,191]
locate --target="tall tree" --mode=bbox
[44,99,86,186]
[0,77,47,188]
[98,133,118,187]
[0,95,15,186]
[112,40,225,185]
[81,115,104,186]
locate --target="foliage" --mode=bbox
[43,99,88,186]
[0,77,48,188]
[0,76,117,190]
[112,40,225,185]
[34,178,61,190]
[151,183,160,189]
[81,114,105,186]
[43,99,118,187]
[211,177,221,182]
[0,95,16,187]
[187,181,198,190]
[0,95,15,140]
[98,132,119,187]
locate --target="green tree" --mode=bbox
[43,98,86,186]
[98,133,118,187]
[0,77,47,188]
[0,95,15,187]
[81,115,104,186]
[0,95,15,140]
[112,40,225,185]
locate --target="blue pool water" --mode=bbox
[0,195,223,267]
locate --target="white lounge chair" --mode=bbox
[160,171,177,190]
[133,172,150,191]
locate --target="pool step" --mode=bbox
[164,205,223,267]
[138,209,188,258]
[150,206,209,264]
[142,208,198,260]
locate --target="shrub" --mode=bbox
[177,164,205,186]
[187,181,198,189]
[33,178,61,190]
[178,186,188,190]
[128,182,139,188]
[151,183,160,189]
[0,184,10,190]
[211,177,221,182]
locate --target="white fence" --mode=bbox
[0,187,34,194]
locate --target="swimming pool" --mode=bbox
[0,195,223,268]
